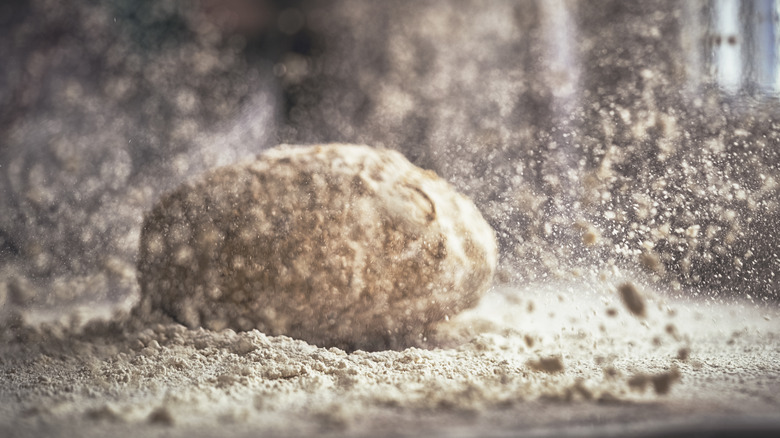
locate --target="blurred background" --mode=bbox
[1,0,779,319]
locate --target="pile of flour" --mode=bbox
[6,277,776,438]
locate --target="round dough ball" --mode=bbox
[136,144,497,350]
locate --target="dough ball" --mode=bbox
[136,144,497,350]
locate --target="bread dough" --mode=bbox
[136,144,497,350]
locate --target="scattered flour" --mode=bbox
[2,280,778,437]
[2,2,780,437]
[618,282,647,318]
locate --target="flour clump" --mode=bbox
[136,144,498,350]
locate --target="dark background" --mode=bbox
[1,0,778,311]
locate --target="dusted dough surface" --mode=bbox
[136,144,497,350]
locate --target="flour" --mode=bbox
[2,1,780,437]
[3,272,780,438]
[618,282,646,318]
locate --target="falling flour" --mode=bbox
[135,144,498,351]
[618,282,646,318]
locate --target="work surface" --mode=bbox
[1,282,779,438]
